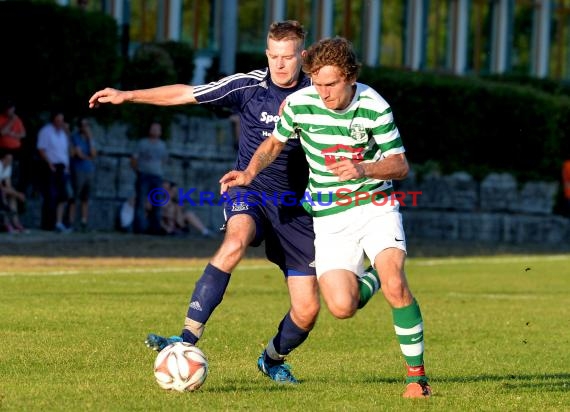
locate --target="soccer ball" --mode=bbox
[153,342,209,392]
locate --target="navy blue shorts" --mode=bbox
[224,188,316,277]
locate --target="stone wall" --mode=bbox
[397,171,570,244]
[402,211,570,244]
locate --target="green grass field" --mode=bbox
[1,254,569,411]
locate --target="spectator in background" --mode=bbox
[37,111,72,233]
[562,159,570,216]
[69,117,97,232]
[160,180,213,237]
[0,98,26,154]
[0,151,27,233]
[131,121,168,235]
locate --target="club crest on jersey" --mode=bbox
[231,201,249,212]
[349,124,368,143]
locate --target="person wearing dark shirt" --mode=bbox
[69,117,97,232]
[130,121,168,235]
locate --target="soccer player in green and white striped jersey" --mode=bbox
[220,36,431,398]
[275,68,403,218]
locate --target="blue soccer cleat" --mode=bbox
[257,351,298,384]
[145,333,183,351]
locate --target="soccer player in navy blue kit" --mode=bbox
[89,21,380,384]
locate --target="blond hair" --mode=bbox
[267,20,306,51]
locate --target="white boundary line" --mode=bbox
[447,292,544,300]
[1,255,569,276]
[409,254,570,266]
[0,264,276,277]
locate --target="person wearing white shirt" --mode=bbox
[37,111,72,232]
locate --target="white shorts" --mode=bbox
[313,200,406,278]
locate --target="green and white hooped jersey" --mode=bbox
[273,83,405,217]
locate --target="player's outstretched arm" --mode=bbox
[88,84,197,108]
[219,135,285,192]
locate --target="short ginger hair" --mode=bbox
[302,37,361,81]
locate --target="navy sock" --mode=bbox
[182,263,230,343]
[265,312,310,364]
[181,329,199,345]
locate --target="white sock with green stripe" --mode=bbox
[357,266,381,309]
[392,299,428,384]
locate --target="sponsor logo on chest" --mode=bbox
[260,111,280,124]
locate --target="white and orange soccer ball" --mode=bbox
[153,342,209,392]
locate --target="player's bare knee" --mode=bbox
[381,278,414,308]
[291,302,320,329]
[375,248,405,273]
[216,236,248,260]
[291,309,319,330]
[327,300,357,319]
[381,275,407,301]
[330,307,356,319]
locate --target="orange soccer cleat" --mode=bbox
[403,380,432,398]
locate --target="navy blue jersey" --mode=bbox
[193,69,311,199]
